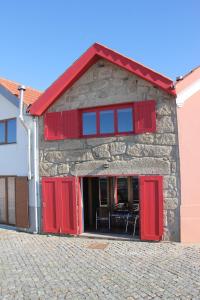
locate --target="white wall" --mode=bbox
[0,93,28,176]
[0,89,39,232]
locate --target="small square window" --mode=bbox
[82,112,97,135]
[100,110,114,134]
[7,119,16,143]
[117,108,133,133]
[0,122,6,143]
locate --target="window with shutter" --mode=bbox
[44,100,156,140]
[134,100,156,134]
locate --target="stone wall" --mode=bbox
[39,59,180,241]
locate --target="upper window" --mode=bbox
[82,104,134,137]
[44,100,156,141]
[82,112,97,135]
[117,108,133,133]
[100,110,114,134]
[0,118,16,144]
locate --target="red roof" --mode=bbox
[30,43,176,116]
[0,77,42,105]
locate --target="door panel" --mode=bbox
[8,177,16,225]
[42,177,81,235]
[15,177,29,228]
[140,176,163,241]
[60,177,79,234]
[0,178,6,223]
[42,178,59,233]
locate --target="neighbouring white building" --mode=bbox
[0,78,41,232]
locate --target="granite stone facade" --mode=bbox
[39,59,180,241]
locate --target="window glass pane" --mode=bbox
[7,119,16,143]
[0,122,6,143]
[99,178,108,206]
[132,177,139,201]
[117,177,128,204]
[117,108,133,133]
[82,112,97,135]
[100,110,114,134]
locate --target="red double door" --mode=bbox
[42,177,82,235]
[42,176,163,241]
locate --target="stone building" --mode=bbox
[30,43,180,241]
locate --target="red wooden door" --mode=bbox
[42,178,60,233]
[42,177,81,235]
[140,176,163,241]
[60,177,81,234]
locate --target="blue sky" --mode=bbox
[0,0,199,91]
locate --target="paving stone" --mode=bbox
[0,229,200,299]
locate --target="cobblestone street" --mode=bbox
[0,229,200,299]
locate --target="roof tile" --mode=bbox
[0,77,42,105]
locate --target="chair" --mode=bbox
[126,214,139,236]
[96,207,110,231]
[126,203,140,236]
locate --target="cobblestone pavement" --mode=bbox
[0,229,200,300]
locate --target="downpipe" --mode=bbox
[33,117,39,233]
[18,85,38,233]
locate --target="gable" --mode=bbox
[0,85,19,109]
[30,43,175,116]
[176,66,200,107]
[47,59,172,113]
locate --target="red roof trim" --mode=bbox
[30,43,176,116]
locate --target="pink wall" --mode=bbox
[177,67,200,243]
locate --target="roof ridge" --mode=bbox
[180,65,200,81]
[93,42,173,81]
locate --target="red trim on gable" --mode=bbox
[30,43,176,116]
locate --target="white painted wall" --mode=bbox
[0,92,28,176]
[0,87,39,233]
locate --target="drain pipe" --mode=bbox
[18,85,32,180]
[33,116,39,233]
[18,85,39,233]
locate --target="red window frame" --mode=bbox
[80,102,135,138]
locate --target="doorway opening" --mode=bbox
[82,176,140,238]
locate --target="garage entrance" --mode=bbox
[42,175,163,241]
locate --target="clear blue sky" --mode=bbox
[0,0,199,91]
